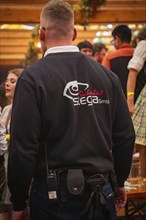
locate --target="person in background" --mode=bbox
[92,42,107,63]
[77,40,93,57]
[1,68,24,220]
[102,25,134,97]
[127,27,146,115]
[131,26,146,48]
[0,107,7,204]
[8,1,135,220]
[127,28,146,177]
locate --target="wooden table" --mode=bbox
[125,180,146,219]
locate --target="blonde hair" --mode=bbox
[40,0,74,36]
[8,68,24,78]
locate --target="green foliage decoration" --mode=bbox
[73,0,107,23]
[23,24,40,67]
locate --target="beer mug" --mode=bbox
[129,162,141,186]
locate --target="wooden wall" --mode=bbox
[0,0,145,24]
[0,29,32,66]
[0,29,32,82]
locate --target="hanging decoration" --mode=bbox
[23,24,40,67]
[73,0,107,23]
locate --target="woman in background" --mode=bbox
[127,28,146,177]
[0,68,24,220]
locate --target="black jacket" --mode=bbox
[8,50,135,211]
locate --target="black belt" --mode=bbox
[34,169,117,220]
[37,170,116,220]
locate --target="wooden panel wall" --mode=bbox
[0,24,145,68]
[0,0,145,24]
[0,29,32,66]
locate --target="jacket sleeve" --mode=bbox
[112,79,135,187]
[8,76,42,211]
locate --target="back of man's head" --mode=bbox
[40,0,74,37]
[112,25,132,43]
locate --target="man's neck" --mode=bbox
[46,40,73,49]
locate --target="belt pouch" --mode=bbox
[67,169,84,196]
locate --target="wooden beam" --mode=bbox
[0,5,42,23]
[76,9,146,24]
[0,1,145,24]
[0,59,23,66]
[0,38,30,46]
[0,46,28,53]
[0,54,25,59]
[0,0,76,4]
[0,30,32,38]
[74,0,146,24]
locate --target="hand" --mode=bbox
[11,207,30,220]
[115,187,127,212]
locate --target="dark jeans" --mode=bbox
[29,177,117,220]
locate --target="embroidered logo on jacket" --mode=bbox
[63,81,109,106]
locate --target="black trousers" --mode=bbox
[29,177,117,220]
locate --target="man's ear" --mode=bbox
[72,28,77,41]
[116,36,121,44]
[39,28,45,41]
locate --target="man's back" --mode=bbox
[24,52,113,177]
[9,49,134,183]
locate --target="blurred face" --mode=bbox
[80,48,92,57]
[99,48,106,63]
[111,36,121,50]
[98,48,107,63]
[5,73,18,102]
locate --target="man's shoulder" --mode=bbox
[22,57,46,78]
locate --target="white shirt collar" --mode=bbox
[44,45,79,57]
